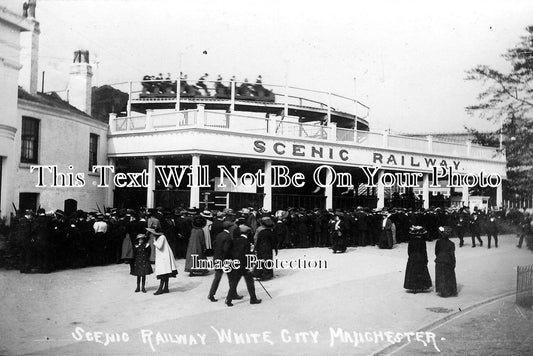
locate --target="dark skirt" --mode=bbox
[379,230,393,249]
[156,270,178,279]
[404,259,432,291]
[331,233,347,253]
[435,263,457,297]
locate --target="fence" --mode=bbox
[516,265,533,307]
[504,197,533,210]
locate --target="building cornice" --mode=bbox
[0,6,34,31]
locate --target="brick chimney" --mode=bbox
[68,50,93,116]
[19,0,40,94]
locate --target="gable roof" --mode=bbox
[18,87,92,119]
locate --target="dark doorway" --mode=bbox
[64,199,78,215]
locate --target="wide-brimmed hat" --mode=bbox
[260,217,275,228]
[200,210,213,218]
[146,227,163,236]
[334,210,344,217]
[409,226,427,236]
[192,216,207,228]
[275,210,288,219]
[135,233,147,240]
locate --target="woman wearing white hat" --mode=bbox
[146,227,178,295]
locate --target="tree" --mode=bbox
[466,26,533,199]
[91,85,129,123]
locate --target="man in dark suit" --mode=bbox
[486,215,499,248]
[469,213,483,247]
[208,221,234,302]
[225,225,262,306]
[16,210,34,273]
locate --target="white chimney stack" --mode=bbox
[19,0,39,94]
[68,50,93,116]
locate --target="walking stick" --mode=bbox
[256,279,273,299]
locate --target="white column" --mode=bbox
[269,115,276,135]
[230,80,235,112]
[146,157,156,208]
[328,122,337,142]
[462,184,470,208]
[382,130,389,148]
[189,154,201,208]
[377,170,385,209]
[422,173,429,209]
[325,167,333,210]
[146,109,153,130]
[175,72,181,111]
[263,160,272,211]
[197,104,205,127]
[108,113,117,133]
[327,92,332,125]
[496,182,503,208]
[1,156,16,222]
[127,81,132,117]
[427,135,433,153]
[106,157,115,208]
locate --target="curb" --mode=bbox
[372,290,516,356]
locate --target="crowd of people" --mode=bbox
[5,204,533,302]
[7,205,532,271]
[140,73,275,101]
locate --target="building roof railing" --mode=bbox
[108,107,504,163]
[119,79,369,129]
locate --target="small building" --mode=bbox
[0,2,108,219]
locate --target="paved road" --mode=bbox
[0,234,531,355]
[392,295,533,355]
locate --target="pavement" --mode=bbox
[394,295,533,355]
[0,234,532,356]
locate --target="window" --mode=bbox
[19,193,39,213]
[21,117,39,163]
[89,133,99,170]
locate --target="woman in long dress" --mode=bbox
[184,216,208,276]
[330,213,347,253]
[253,217,278,280]
[404,226,432,292]
[435,226,457,297]
[147,227,177,295]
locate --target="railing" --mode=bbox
[432,140,465,157]
[274,120,328,139]
[469,144,501,160]
[109,108,504,162]
[123,78,370,120]
[389,134,428,152]
[356,130,385,147]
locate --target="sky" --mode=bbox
[6,0,533,133]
